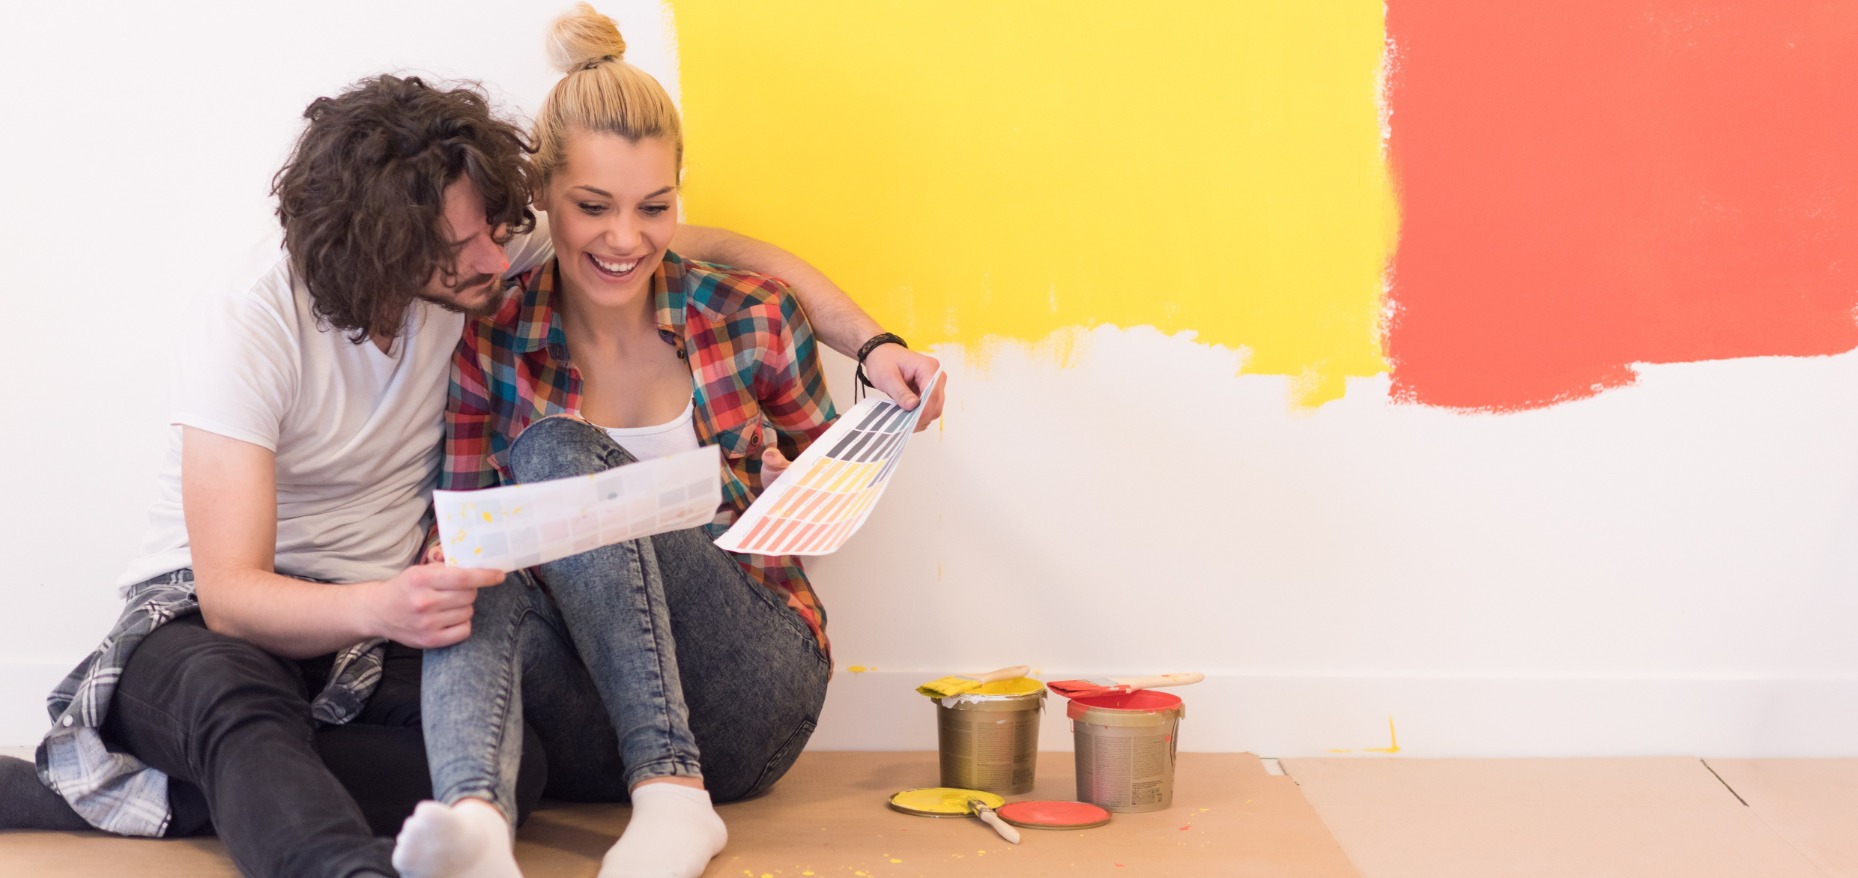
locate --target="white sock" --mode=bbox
[599,782,728,878]
[392,798,523,878]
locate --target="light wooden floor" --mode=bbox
[1283,757,1858,878]
[4,752,1856,877]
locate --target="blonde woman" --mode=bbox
[393,6,853,878]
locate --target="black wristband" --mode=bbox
[854,332,908,390]
[856,332,907,365]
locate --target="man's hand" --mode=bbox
[863,343,946,431]
[364,564,505,649]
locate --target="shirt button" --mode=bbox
[750,433,761,445]
[62,715,74,727]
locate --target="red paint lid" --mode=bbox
[1065,689,1183,719]
[996,800,1113,830]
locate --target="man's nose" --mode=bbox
[474,234,510,276]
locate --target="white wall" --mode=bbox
[5,0,1857,758]
[0,0,625,738]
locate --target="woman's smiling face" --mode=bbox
[543,129,679,308]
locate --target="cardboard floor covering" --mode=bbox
[0,751,1358,877]
[1282,757,1824,878]
[1706,758,1858,877]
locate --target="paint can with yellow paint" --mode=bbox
[934,677,1045,795]
[1068,690,1186,813]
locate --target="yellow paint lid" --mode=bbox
[887,787,1006,817]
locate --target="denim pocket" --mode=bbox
[741,717,817,800]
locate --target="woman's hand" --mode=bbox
[760,448,792,489]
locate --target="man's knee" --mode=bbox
[120,619,310,734]
[104,618,314,782]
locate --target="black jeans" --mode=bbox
[100,613,544,878]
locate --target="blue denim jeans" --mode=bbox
[422,416,831,817]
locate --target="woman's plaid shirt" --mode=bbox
[442,252,838,652]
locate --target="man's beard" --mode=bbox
[417,274,503,317]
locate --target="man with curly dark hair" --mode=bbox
[1,73,944,878]
[273,74,541,341]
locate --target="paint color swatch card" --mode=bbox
[435,444,722,572]
[716,372,943,556]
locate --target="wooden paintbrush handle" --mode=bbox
[1113,672,1205,690]
[973,804,1021,844]
[974,665,1031,683]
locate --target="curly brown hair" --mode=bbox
[272,75,536,341]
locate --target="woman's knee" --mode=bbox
[507,415,633,483]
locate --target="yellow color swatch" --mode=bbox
[673,1,1395,404]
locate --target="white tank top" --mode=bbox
[596,400,700,461]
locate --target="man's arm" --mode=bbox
[673,224,947,427]
[184,427,503,658]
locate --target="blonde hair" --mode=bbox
[535,3,682,184]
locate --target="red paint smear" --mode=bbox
[1386,1,1858,411]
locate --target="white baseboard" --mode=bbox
[5,662,1853,757]
[811,671,1858,758]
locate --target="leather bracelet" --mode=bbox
[856,332,907,364]
[854,332,908,393]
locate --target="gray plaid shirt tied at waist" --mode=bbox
[36,569,386,837]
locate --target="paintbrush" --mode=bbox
[1047,672,1205,700]
[968,798,1021,845]
[915,665,1031,699]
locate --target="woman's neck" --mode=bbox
[555,270,658,353]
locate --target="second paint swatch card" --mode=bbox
[716,372,942,556]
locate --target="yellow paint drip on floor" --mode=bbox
[673,0,1395,406]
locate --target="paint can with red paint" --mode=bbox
[934,677,1046,794]
[1068,690,1185,813]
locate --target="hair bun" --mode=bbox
[546,3,627,74]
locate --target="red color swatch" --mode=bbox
[1385,1,1858,410]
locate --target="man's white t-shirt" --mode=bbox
[118,232,551,589]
